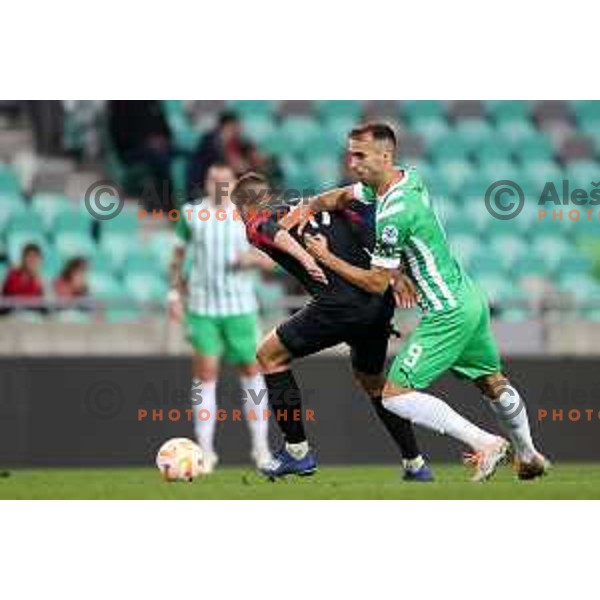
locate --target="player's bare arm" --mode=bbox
[305,233,391,294]
[278,186,355,234]
[233,248,276,272]
[168,245,187,321]
[272,229,328,285]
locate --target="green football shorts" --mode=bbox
[185,312,260,365]
[388,280,502,389]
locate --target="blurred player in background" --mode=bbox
[169,164,273,473]
[295,123,549,481]
[232,172,434,482]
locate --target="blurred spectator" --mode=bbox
[53,257,89,301]
[62,101,105,163]
[107,100,174,210]
[1,244,44,313]
[186,112,278,199]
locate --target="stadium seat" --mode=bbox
[0,164,20,194]
[280,155,315,191]
[124,272,168,303]
[476,137,513,163]
[485,100,531,123]
[513,133,555,163]
[437,159,473,195]
[30,193,73,230]
[100,204,141,235]
[449,233,480,268]
[558,254,594,278]
[571,100,600,125]
[409,117,449,146]
[88,272,122,300]
[489,234,528,269]
[6,211,45,236]
[242,115,277,146]
[453,120,494,153]
[52,209,92,235]
[147,229,179,270]
[0,193,27,230]
[280,116,321,155]
[428,134,470,161]
[402,100,445,122]
[99,232,132,268]
[227,100,277,118]
[6,231,47,265]
[322,116,358,144]
[314,100,363,122]
[124,251,161,276]
[305,157,342,190]
[476,273,513,304]
[496,119,536,146]
[54,231,96,260]
[469,247,507,278]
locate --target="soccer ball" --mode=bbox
[156,437,204,482]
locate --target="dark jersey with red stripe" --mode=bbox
[245,198,385,304]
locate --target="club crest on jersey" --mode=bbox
[381,225,399,245]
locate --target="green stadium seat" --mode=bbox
[571,100,600,124]
[531,233,570,260]
[54,231,96,261]
[30,193,72,230]
[242,115,277,146]
[0,164,20,194]
[280,117,321,155]
[147,229,179,270]
[564,160,598,189]
[40,246,62,280]
[513,133,555,162]
[449,233,481,268]
[280,156,314,191]
[476,273,513,304]
[437,160,473,195]
[496,119,536,145]
[410,117,449,146]
[478,159,521,183]
[485,100,531,123]
[512,255,545,278]
[124,251,161,276]
[322,116,357,144]
[0,199,28,232]
[305,157,342,190]
[99,231,132,267]
[52,209,92,235]
[90,248,118,275]
[260,127,287,156]
[469,252,504,278]
[402,101,445,122]
[429,134,469,161]
[500,306,533,322]
[314,100,363,122]
[559,273,600,303]
[453,120,494,152]
[228,100,277,118]
[310,130,344,159]
[100,204,141,235]
[124,272,168,303]
[558,255,594,278]
[6,211,45,236]
[476,137,513,163]
[489,234,528,269]
[88,272,122,300]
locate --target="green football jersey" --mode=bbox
[353,166,469,313]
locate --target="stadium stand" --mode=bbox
[1,100,600,328]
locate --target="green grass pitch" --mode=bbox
[1,463,599,499]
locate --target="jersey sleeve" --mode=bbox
[351,182,377,205]
[174,216,191,247]
[371,192,412,269]
[246,208,282,249]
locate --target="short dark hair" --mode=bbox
[349,122,397,148]
[22,243,42,258]
[231,171,270,205]
[218,111,239,127]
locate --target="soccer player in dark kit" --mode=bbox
[231,172,433,481]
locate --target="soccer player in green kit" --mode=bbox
[285,123,549,481]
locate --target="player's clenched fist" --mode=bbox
[304,233,330,262]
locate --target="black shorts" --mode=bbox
[276,294,395,376]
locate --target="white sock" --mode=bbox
[485,386,536,461]
[383,391,499,451]
[240,374,270,455]
[192,378,217,455]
